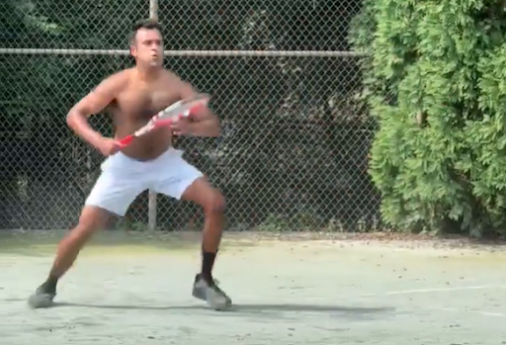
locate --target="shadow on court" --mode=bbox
[48,301,393,316]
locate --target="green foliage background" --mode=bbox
[350,1,506,237]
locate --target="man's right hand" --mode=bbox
[96,137,120,157]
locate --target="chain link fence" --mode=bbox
[0,0,381,232]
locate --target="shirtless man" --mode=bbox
[27,19,231,310]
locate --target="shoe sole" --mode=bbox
[27,293,55,309]
[192,287,232,311]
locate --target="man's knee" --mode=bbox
[182,177,226,214]
[71,206,110,240]
[205,190,226,214]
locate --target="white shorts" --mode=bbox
[85,148,203,216]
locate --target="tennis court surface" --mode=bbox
[1,230,505,345]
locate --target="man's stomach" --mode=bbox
[115,127,174,161]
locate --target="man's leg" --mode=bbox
[152,152,230,310]
[28,164,147,308]
[27,206,111,308]
[181,177,226,282]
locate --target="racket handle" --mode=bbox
[116,135,133,148]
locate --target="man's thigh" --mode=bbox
[151,153,204,200]
[85,170,148,217]
[179,176,225,210]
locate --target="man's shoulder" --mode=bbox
[160,68,183,80]
[160,68,191,87]
[93,69,132,92]
[106,68,133,83]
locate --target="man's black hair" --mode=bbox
[129,19,163,45]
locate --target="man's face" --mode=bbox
[131,28,163,68]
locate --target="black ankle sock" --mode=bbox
[201,250,217,283]
[43,275,58,293]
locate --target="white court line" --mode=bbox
[359,284,506,298]
[357,284,506,319]
[432,307,506,318]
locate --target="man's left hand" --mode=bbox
[170,116,193,136]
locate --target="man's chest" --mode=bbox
[116,87,180,120]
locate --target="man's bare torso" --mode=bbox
[108,68,182,161]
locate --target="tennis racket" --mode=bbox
[116,93,210,148]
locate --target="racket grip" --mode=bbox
[116,136,133,148]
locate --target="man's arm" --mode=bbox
[66,72,126,149]
[177,78,221,137]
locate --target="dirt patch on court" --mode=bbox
[222,231,506,256]
[1,229,506,258]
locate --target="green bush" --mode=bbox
[350,1,506,237]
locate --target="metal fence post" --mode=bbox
[149,0,159,20]
[148,0,159,231]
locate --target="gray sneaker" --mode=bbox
[27,283,56,309]
[192,274,232,311]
